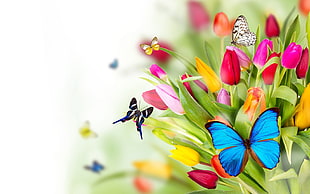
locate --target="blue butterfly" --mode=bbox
[113,97,153,140]
[84,160,104,173]
[205,108,280,176]
[109,59,118,69]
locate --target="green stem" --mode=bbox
[221,37,225,58]
[229,85,234,107]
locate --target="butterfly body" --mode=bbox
[113,98,153,139]
[85,161,104,173]
[206,108,280,176]
[140,37,160,55]
[231,15,256,47]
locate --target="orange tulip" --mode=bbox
[210,155,232,178]
[243,87,266,121]
[213,12,231,37]
[299,0,310,15]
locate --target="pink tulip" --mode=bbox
[226,46,251,69]
[262,52,281,85]
[281,42,302,69]
[188,0,210,31]
[181,74,208,97]
[142,89,168,110]
[296,48,309,78]
[217,88,231,106]
[265,14,280,38]
[155,84,185,115]
[150,64,167,80]
[220,49,240,85]
[187,169,218,189]
[253,39,273,68]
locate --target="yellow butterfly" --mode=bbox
[79,120,97,138]
[140,37,160,55]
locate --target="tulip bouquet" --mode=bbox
[135,8,310,194]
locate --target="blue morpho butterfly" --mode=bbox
[84,160,104,173]
[205,108,280,176]
[109,59,118,69]
[113,97,153,140]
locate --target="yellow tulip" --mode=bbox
[295,84,310,129]
[133,160,171,179]
[196,57,222,93]
[169,145,200,166]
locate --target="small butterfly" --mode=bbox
[113,97,153,139]
[140,37,160,55]
[109,59,118,69]
[79,120,97,138]
[84,160,104,173]
[205,108,280,176]
[231,15,256,47]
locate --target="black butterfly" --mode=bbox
[84,160,104,173]
[113,97,153,139]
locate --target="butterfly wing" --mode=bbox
[249,108,280,169]
[150,37,160,51]
[85,161,104,173]
[231,15,256,46]
[79,121,97,138]
[109,59,118,69]
[112,98,138,124]
[235,32,256,47]
[141,107,153,118]
[140,44,153,55]
[205,121,248,176]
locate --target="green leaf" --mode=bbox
[272,85,297,105]
[288,135,310,158]
[265,168,290,194]
[269,168,297,181]
[255,25,260,51]
[281,127,298,164]
[292,82,305,96]
[299,159,310,194]
[234,108,251,138]
[181,76,202,83]
[281,7,295,40]
[284,15,300,48]
[204,41,219,74]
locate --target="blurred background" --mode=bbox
[0,0,303,193]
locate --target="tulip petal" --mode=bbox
[213,12,231,37]
[169,145,200,166]
[253,39,273,68]
[187,170,218,189]
[281,42,302,69]
[150,64,167,80]
[295,84,310,129]
[142,89,168,110]
[196,57,221,92]
[188,0,210,31]
[265,14,280,38]
[226,46,251,69]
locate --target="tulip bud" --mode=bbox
[187,170,218,189]
[169,145,200,166]
[226,46,251,70]
[294,84,310,129]
[220,49,240,85]
[142,89,168,110]
[296,48,309,79]
[150,64,167,80]
[213,12,231,37]
[243,87,266,121]
[188,0,210,31]
[262,52,281,85]
[299,0,310,15]
[282,42,303,69]
[217,89,231,106]
[265,14,280,38]
[210,155,232,178]
[253,39,273,68]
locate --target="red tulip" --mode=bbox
[213,12,231,37]
[226,46,251,70]
[188,0,210,31]
[265,14,280,38]
[187,169,218,189]
[262,52,281,85]
[296,48,309,79]
[142,89,168,110]
[220,49,240,85]
[281,42,302,69]
[299,0,310,15]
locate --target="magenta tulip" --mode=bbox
[296,48,309,79]
[188,0,210,31]
[187,170,218,189]
[253,39,273,68]
[181,74,208,97]
[150,64,167,80]
[282,42,303,69]
[220,49,240,85]
[265,14,280,38]
[217,88,231,106]
[262,52,281,85]
[142,89,168,110]
[226,46,251,69]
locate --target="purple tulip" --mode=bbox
[150,64,167,80]
[296,48,309,78]
[226,46,251,69]
[253,39,273,68]
[282,42,303,69]
[217,88,231,106]
[187,170,218,189]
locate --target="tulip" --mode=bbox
[133,160,172,179]
[294,84,310,129]
[220,49,240,85]
[211,155,232,178]
[213,12,231,37]
[155,84,185,115]
[133,176,152,193]
[187,170,218,189]
[296,48,309,79]
[196,57,222,93]
[253,39,273,68]
[226,46,251,70]
[299,0,310,15]
[181,74,208,97]
[142,89,168,110]
[208,116,231,127]
[265,14,280,38]
[169,145,200,166]
[243,87,266,121]
[262,52,281,85]
[217,88,231,106]
[281,42,303,69]
[150,64,167,81]
[188,0,210,31]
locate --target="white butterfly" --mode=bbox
[231,15,256,47]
